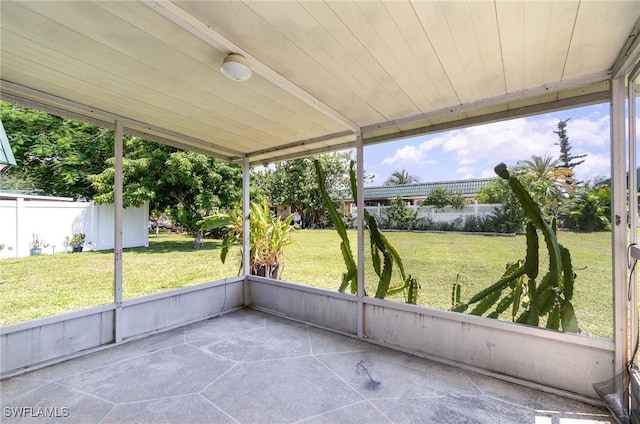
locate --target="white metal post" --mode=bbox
[611,76,629,379]
[356,131,365,338]
[242,156,250,306]
[629,68,639,366]
[15,197,23,258]
[114,120,124,343]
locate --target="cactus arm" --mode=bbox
[561,301,578,332]
[488,293,515,319]
[525,222,539,279]
[470,291,502,316]
[314,160,357,293]
[560,246,574,301]
[374,254,394,298]
[467,265,527,304]
[495,163,562,283]
[546,305,560,330]
[407,276,418,305]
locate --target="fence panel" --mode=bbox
[0,198,148,258]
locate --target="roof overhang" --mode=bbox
[1,1,639,165]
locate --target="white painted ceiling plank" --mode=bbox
[383,2,454,110]
[9,2,342,141]
[299,1,417,117]
[144,0,359,132]
[466,1,506,96]
[540,1,579,84]
[495,1,525,93]
[325,1,421,117]
[565,1,640,79]
[354,1,435,112]
[411,1,474,104]
[439,1,491,101]
[239,1,392,123]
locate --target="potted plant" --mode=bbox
[65,233,85,252]
[199,200,294,279]
[29,234,49,256]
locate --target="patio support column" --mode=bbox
[611,76,628,380]
[114,120,124,343]
[242,155,250,306]
[629,68,639,367]
[356,130,365,338]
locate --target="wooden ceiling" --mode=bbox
[1,1,639,165]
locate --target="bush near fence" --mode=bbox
[350,203,504,233]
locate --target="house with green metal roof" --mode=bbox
[344,177,496,209]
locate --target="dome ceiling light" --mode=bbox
[220,53,252,82]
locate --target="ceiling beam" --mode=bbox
[1,80,243,159]
[361,72,609,134]
[246,130,354,158]
[363,91,609,147]
[249,140,358,167]
[611,16,640,79]
[142,0,359,133]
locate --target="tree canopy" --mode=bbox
[0,101,113,199]
[258,152,353,228]
[89,138,242,233]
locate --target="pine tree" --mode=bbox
[554,119,586,169]
[554,119,586,189]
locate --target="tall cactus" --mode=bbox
[451,163,578,332]
[313,159,418,304]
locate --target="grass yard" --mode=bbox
[284,229,613,339]
[0,229,613,339]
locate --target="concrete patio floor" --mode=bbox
[1,307,613,423]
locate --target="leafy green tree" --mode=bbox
[568,182,611,232]
[0,101,113,199]
[384,169,419,185]
[420,186,466,210]
[89,138,242,234]
[262,152,353,228]
[383,196,417,230]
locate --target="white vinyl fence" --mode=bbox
[0,195,148,259]
[350,202,499,226]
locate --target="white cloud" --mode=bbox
[382,144,437,166]
[369,103,614,183]
[574,152,610,181]
[567,115,609,148]
[440,118,560,167]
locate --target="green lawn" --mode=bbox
[0,229,613,338]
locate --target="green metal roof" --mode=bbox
[360,178,496,201]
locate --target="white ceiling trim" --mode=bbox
[612,17,640,78]
[363,90,609,147]
[362,70,610,134]
[141,0,360,133]
[247,130,354,157]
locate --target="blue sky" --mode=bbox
[362,103,613,186]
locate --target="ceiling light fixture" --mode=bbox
[220,53,252,81]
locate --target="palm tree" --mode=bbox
[518,154,573,194]
[384,169,419,186]
[518,154,574,221]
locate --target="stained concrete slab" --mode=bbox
[0,382,114,424]
[58,344,234,403]
[295,400,392,424]
[102,394,236,424]
[0,307,613,423]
